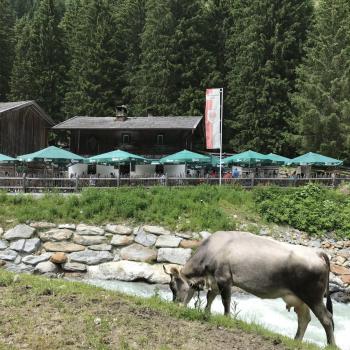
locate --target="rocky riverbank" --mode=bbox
[0,222,349,302]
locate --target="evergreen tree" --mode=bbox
[132,0,218,116]
[293,0,350,162]
[225,0,313,155]
[63,0,124,118]
[9,0,66,120]
[0,0,15,101]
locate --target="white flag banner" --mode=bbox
[205,88,221,149]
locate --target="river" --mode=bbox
[85,279,350,350]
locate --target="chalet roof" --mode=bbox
[0,100,54,126]
[53,116,203,130]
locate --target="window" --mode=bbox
[122,133,131,145]
[157,133,164,145]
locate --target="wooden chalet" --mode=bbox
[0,101,54,156]
[53,107,204,158]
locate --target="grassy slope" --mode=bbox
[0,269,330,350]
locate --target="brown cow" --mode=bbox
[164,231,335,346]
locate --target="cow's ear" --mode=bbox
[170,266,180,278]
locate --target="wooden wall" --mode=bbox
[0,105,50,156]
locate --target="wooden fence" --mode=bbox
[0,175,349,193]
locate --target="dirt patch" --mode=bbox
[0,277,296,350]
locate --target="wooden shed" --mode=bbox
[0,101,54,156]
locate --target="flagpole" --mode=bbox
[219,88,223,186]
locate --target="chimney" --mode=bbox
[115,105,128,121]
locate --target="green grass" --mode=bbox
[0,184,349,238]
[0,269,334,350]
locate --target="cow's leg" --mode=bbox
[294,303,311,341]
[205,289,218,313]
[310,301,335,345]
[217,283,231,316]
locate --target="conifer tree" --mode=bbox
[225,0,313,155]
[0,0,15,101]
[293,0,350,162]
[63,0,123,118]
[9,0,66,120]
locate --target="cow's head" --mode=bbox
[163,265,194,305]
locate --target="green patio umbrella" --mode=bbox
[88,149,149,164]
[159,150,210,164]
[290,152,343,166]
[222,150,271,166]
[17,146,84,164]
[265,153,291,165]
[0,153,16,163]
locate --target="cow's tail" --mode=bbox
[319,252,334,324]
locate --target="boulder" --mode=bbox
[39,228,74,242]
[73,234,106,246]
[143,225,171,236]
[179,240,201,249]
[34,261,58,274]
[175,232,193,239]
[10,239,25,251]
[120,244,157,263]
[30,222,56,229]
[134,230,157,247]
[14,255,22,264]
[62,261,87,272]
[0,240,8,250]
[87,260,171,284]
[88,244,112,251]
[331,264,350,276]
[58,224,76,230]
[5,263,34,273]
[155,235,182,248]
[4,224,35,240]
[22,238,41,254]
[22,253,52,266]
[50,252,67,264]
[341,275,350,285]
[199,231,211,240]
[76,224,104,236]
[111,234,134,246]
[105,224,132,235]
[0,249,18,261]
[157,248,192,265]
[43,241,85,253]
[69,250,113,265]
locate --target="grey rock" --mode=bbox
[22,253,52,266]
[34,261,58,274]
[43,241,85,253]
[105,224,132,235]
[111,234,134,246]
[155,235,182,248]
[5,263,34,273]
[89,244,112,251]
[14,255,22,264]
[135,230,157,247]
[76,224,104,236]
[30,222,56,229]
[143,225,171,235]
[62,261,87,272]
[39,228,73,242]
[157,248,192,265]
[23,238,41,254]
[199,231,211,240]
[120,244,157,263]
[338,248,350,259]
[0,249,18,261]
[113,249,121,262]
[309,239,321,248]
[0,240,8,250]
[4,224,35,240]
[87,261,171,284]
[73,234,106,246]
[69,250,113,265]
[10,239,25,251]
[58,224,76,230]
[175,232,193,239]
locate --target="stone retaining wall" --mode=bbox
[0,222,349,301]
